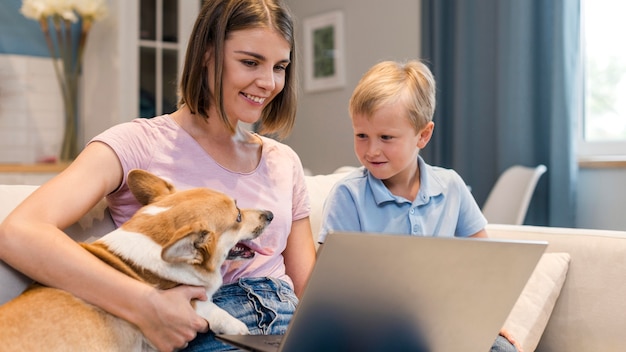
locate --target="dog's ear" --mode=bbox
[162,228,212,264]
[127,169,176,205]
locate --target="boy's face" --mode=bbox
[352,103,433,182]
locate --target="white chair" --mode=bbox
[481,164,547,225]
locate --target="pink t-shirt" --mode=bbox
[89,115,310,287]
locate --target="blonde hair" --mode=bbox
[349,60,436,132]
[178,0,297,139]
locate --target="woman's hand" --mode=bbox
[134,285,210,352]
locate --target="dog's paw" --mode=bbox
[210,316,250,335]
[198,301,250,335]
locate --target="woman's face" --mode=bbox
[214,27,291,125]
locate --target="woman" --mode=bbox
[0,1,316,351]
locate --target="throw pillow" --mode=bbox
[502,252,571,352]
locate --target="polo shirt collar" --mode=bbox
[366,156,444,206]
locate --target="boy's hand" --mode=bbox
[499,328,523,352]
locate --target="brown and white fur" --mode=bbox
[0,169,273,351]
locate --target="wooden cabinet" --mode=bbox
[0,163,70,185]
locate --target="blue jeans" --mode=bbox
[183,277,298,352]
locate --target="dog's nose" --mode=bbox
[264,211,274,222]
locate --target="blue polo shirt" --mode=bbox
[318,156,487,242]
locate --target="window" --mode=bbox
[139,0,180,118]
[580,0,626,157]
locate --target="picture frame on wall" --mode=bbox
[303,10,346,92]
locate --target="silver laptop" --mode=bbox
[217,232,547,352]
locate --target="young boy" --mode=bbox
[318,60,522,352]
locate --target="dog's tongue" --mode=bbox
[227,241,271,260]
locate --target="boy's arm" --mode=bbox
[317,184,361,244]
[469,229,488,238]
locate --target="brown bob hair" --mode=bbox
[178,0,298,139]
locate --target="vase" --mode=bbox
[38,19,86,162]
[59,90,79,162]
[57,69,80,162]
[21,1,108,163]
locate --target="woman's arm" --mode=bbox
[0,143,207,351]
[282,217,316,297]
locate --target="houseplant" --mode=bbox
[20,0,108,161]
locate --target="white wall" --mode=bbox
[284,0,421,174]
[82,0,138,144]
[0,55,63,163]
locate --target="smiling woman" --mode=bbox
[0,1,316,352]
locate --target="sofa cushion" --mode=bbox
[304,171,352,246]
[488,224,626,351]
[502,252,571,352]
[0,185,41,305]
[0,185,116,305]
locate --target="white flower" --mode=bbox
[21,0,76,21]
[20,0,55,20]
[72,0,108,21]
[21,0,108,22]
[51,0,77,22]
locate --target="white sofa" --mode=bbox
[2,171,626,352]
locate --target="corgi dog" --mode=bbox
[0,169,273,351]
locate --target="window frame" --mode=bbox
[578,0,626,161]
